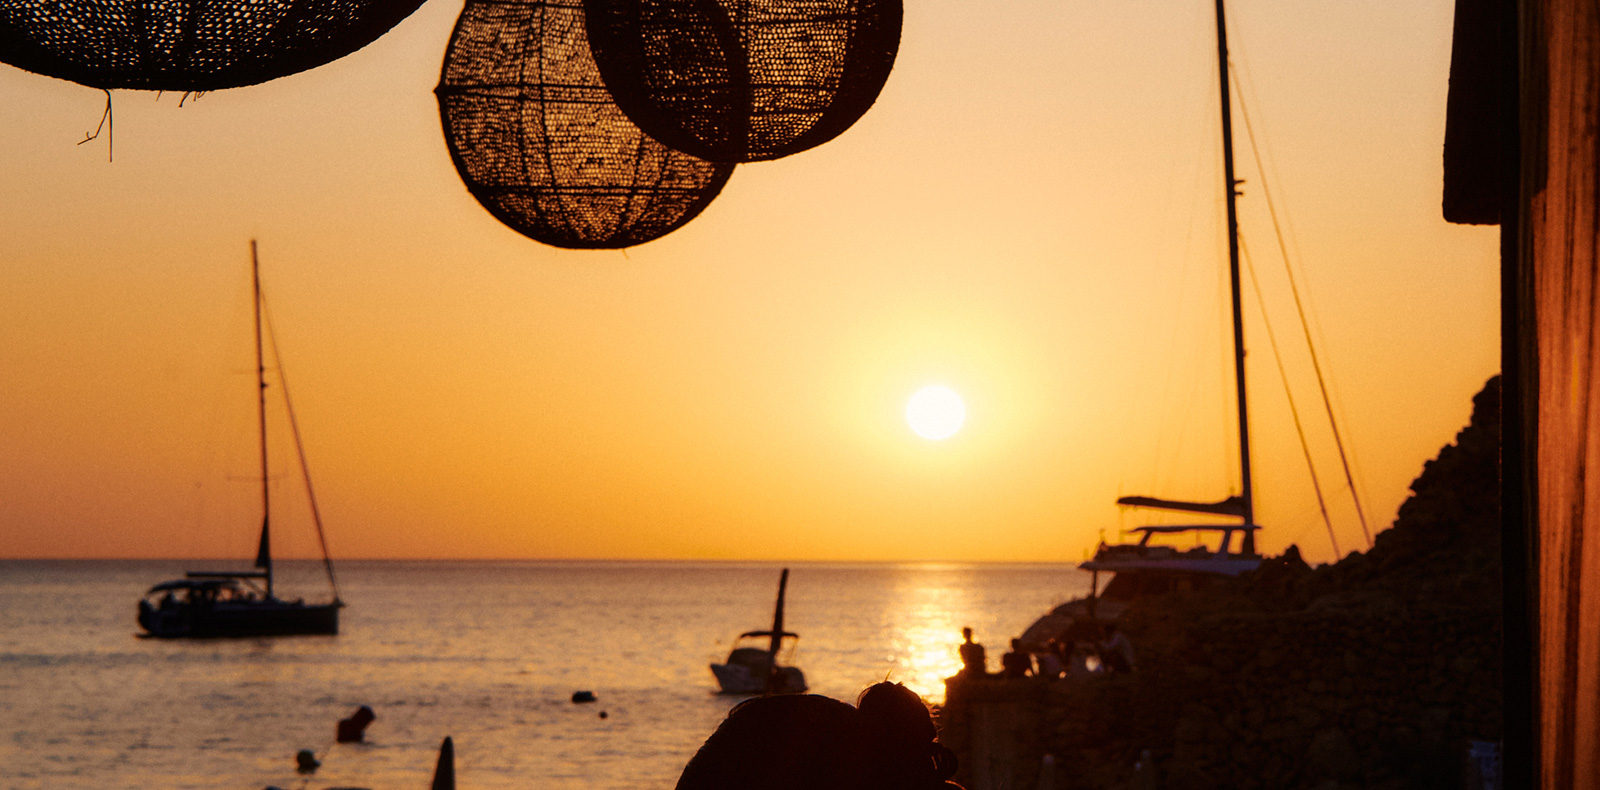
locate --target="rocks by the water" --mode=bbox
[942,376,1504,790]
[337,705,376,743]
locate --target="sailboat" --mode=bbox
[136,242,343,639]
[1021,0,1262,647]
[710,568,807,694]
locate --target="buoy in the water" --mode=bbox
[599,711,609,719]
[295,749,321,773]
[572,691,598,703]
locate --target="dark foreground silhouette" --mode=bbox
[677,682,963,790]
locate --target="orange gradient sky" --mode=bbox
[0,0,1497,564]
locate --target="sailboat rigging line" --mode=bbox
[261,294,342,602]
[1239,236,1340,557]
[1229,62,1373,549]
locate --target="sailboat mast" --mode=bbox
[1214,0,1255,553]
[251,241,274,598]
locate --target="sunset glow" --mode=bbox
[0,0,1499,565]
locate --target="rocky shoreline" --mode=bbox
[940,377,1503,790]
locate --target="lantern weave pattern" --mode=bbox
[583,0,900,162]
[0,0,426,90]
[437,0,734,249]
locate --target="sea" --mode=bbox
[0,560,1092,790]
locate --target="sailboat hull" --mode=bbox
[137,599,340,638]
[134,247,344,640]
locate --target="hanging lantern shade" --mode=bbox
[436,0,733,250]
[582,0,901,163]
[0,0,427,91]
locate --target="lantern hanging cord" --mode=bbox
[77,90,113,162]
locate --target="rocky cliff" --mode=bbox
[941,376,1503,790]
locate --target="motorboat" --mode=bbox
[711,568,807,694]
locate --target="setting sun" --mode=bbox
[906,386,966,440]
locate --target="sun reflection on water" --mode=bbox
[881,580,970,702]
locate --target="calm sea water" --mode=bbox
[0,560,1090,790]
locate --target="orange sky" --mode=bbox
[0,0,1498,565]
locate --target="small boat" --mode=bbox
[137,242,342,639]
[710,568,807,695]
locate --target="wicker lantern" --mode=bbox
[0,0,426,91]
[582,0,901,162]
[436,0,733,250]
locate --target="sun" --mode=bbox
[906,386,966,440]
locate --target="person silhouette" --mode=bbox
[1100,623,1136,675]
[675,682,963,790]
[856,682,961,790]
[1000,638,1031,678]
[958,627,988,678]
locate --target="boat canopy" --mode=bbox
[1129,524,1259,534]
[1116,495,1246,517]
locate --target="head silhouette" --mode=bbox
[676,685,963,790]
[856,682,959,790]
[675,695,865,790]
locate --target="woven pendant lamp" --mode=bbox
[436,0,734,250]
[583,0,901,163]
[0,0,426,91]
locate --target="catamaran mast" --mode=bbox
[251,240,274,598]
[1214,0,1255,554]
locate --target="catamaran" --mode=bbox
[1021,0,1266,647]
[137,242,342,638]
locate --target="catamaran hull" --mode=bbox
[137,601,340,638]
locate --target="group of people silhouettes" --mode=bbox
[672,626,1139,790]
[958,624,1135,680]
